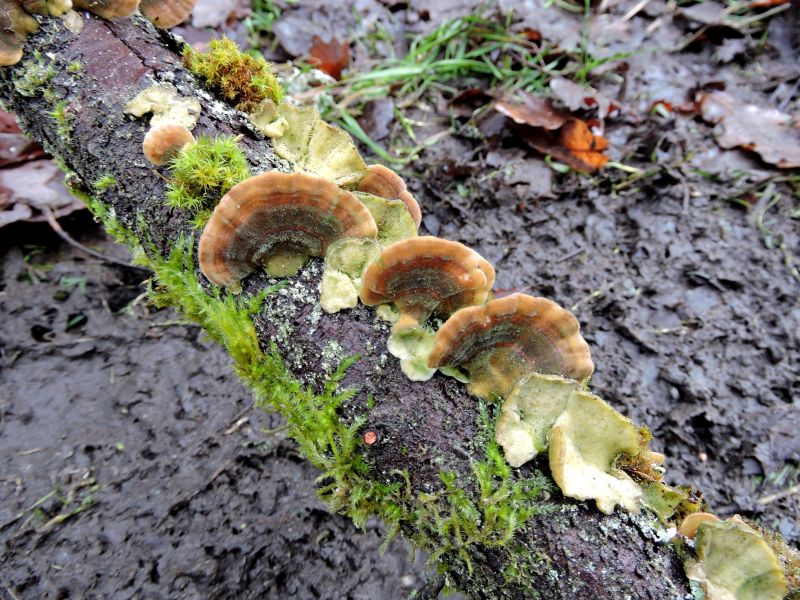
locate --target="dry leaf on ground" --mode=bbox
[698,91,800,168]
[495,91,567,130]
[495,92,610,172]
[0,160,85,229]
[308,35,350,80]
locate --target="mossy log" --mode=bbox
[0,13,692,599]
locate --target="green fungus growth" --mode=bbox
[165,135,251,216]
[183,37,284,113]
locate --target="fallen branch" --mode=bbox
[1,11,696,598]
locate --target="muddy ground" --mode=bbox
[1,0,799,598]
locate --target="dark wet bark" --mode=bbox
[0,13,691,599]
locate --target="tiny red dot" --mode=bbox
[363,431,378,446]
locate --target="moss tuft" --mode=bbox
[183,38,284,113]
[13,51,56,97]
[93,174,118,192]
[49,100,71,142]
[165,135,251,212]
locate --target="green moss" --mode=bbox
[93,174,118,192]
[49,100,71,142]
[165,135,251,212]
[183,37,284,113]
[13,51,56,97]
[66,60,83,74]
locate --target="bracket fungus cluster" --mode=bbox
[359,237,495,380]
[1,0,195,68]
[198,171,377,291]
[683,515,790,600]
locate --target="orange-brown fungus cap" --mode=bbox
[678,512,720,539]
[356,165,421,228]
[143,123,194,165]
[359,236,495,330]
[199,171,377,287]
[1,1,39,67]
[140,0,196,28]
[73,0,140,19]
[428,293,594,400]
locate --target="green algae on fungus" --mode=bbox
[495,372,643,515]
[320,238,381,314]
[353,191,418,246]
[164,134,250,212]
[183,37,283,113]
[198,171,377,288]
[270,101,367,187]
[124,83,201,129]
[22,0,72,17]
[386,324,436,381]
[685,516,788,600]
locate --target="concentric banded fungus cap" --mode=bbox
[428,293,594,400]
[140,0,196,28]
[356,165,421,227]
[73,0,140,19]
[1,1,39,67]
[359,236,495,331]
[199,171,377,288]
[143,123,195,165]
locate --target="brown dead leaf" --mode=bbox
[495,91,568,130]
[308,35,350,80]
[698,91,800,168]
[0,160,85,229]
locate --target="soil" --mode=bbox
[1,1,798,598]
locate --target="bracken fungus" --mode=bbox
[0,1,39,67]
[428,293,594,400]
[139,0,196,28]
[360,236,495,332]
[199,171,377,289]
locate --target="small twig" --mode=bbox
[42,206,145,270]
[756,484,800,506]
[554,246,586,264]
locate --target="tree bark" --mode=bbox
[0,13,692,598]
